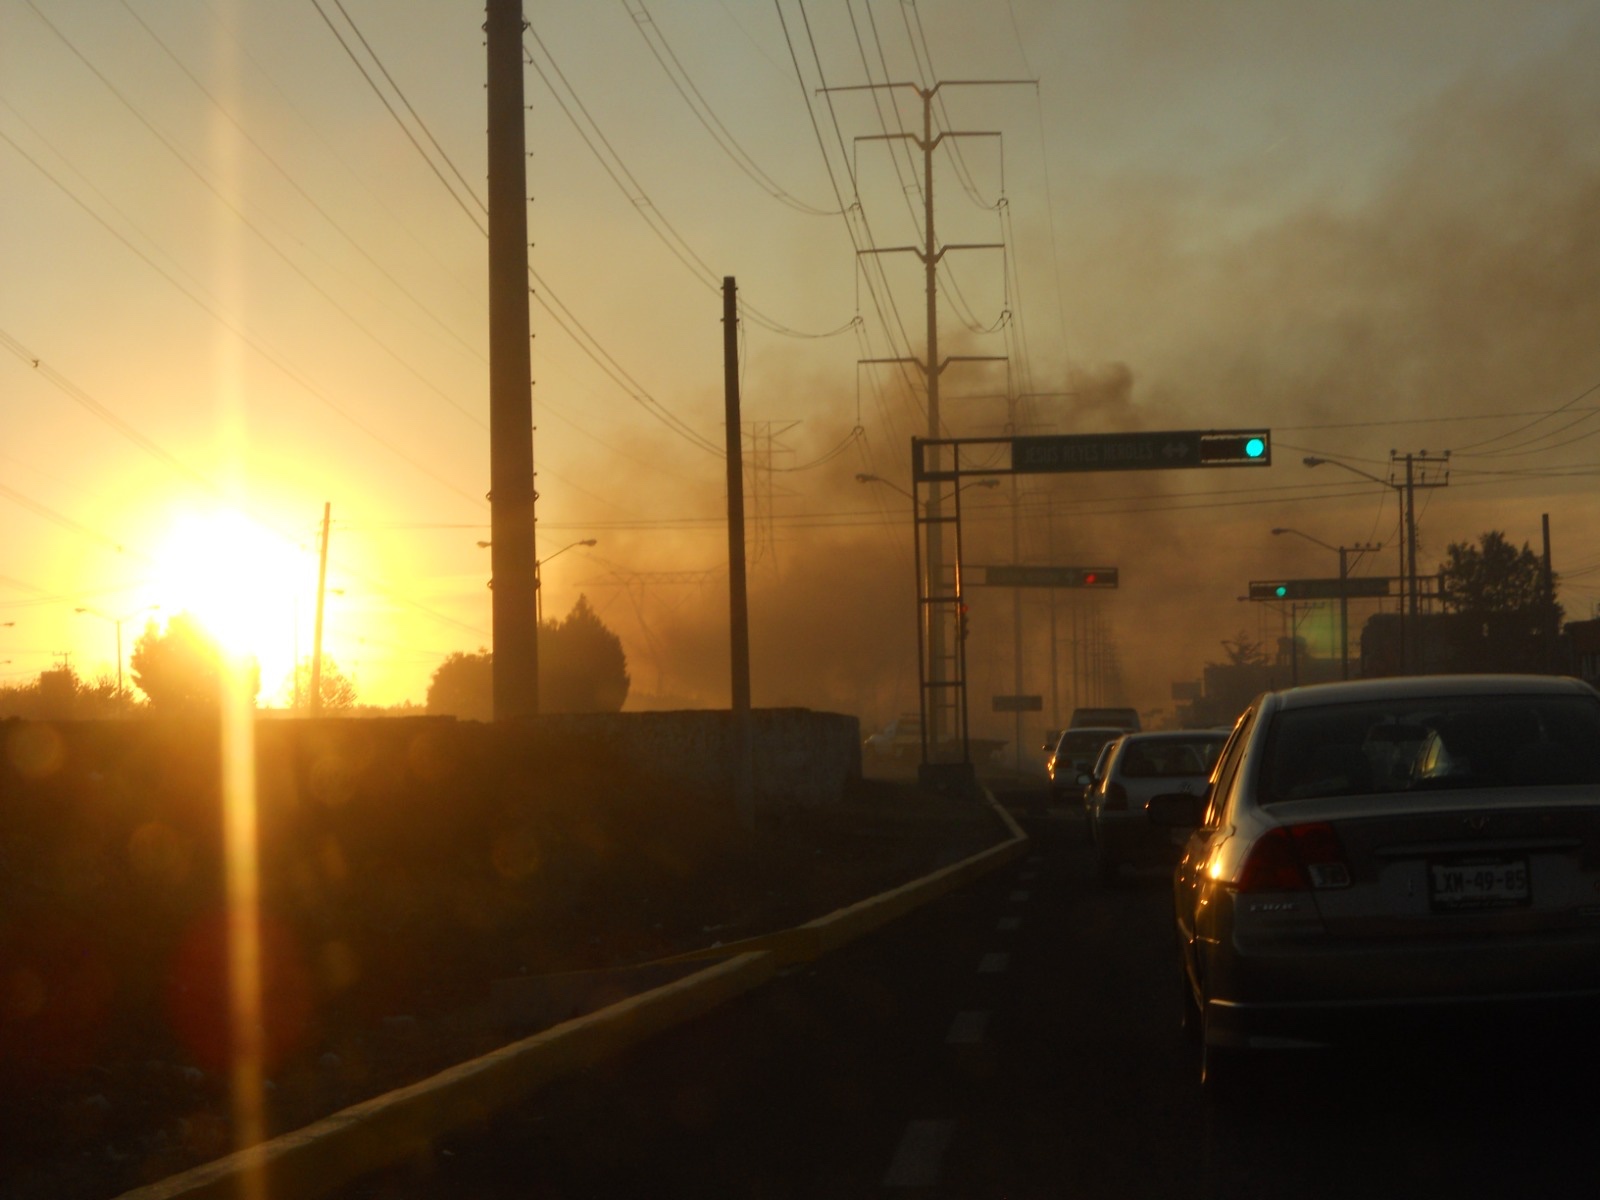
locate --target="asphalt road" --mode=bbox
[338,789,1600,1199]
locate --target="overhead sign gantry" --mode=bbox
[909,428,1273,775]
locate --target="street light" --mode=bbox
[535,538,597,623]
[1302,455,1415,670]
[1271,528,1383,679]
[74,605,160,711]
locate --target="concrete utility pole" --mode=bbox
[835,77,1028,757]
[487,0,539,719]
[724,278,754,829]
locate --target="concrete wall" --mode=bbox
[533,708,862,811]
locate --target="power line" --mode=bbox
[622,0,841,216]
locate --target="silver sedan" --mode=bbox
[1149,674,1600,1089]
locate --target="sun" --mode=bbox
[150,509,309,681]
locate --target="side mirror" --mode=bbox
[1146,791,1204,830]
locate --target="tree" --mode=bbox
[426,649,493,721]
[1439,531,1560,622]
[130,613,260,711]
[424,598,630,719]
[1215,633,1269,668]
[0,665,124,719]
[542,595,630,713]
[288,656,358,712]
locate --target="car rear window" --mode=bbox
[1061,732,1115,757]
[1119,737,1225,778]
[1259,692,1600,803]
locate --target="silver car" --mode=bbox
[1148,674,1600,1088]
[1085,730,1227,881]
[1045,726,1124,800]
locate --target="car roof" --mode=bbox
[1264,673,1598,712]
[1114,729,1227,742]
[1059,726,1126,739]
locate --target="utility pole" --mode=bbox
[835,77,1029,758]
[1391,451,1450,673]
[310,502,330,715]
[487,0,539,720]
[724,278,754,829]
[1542,513,1557,672]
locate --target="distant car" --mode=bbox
[1070,706,1140,732]
[1147,674,1600,1090]
[865,714,922,759]
[1084,730,1227,880]
[1080,738,1120,811]
[1046,727,1125,799]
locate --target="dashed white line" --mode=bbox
[884,1119,957,1188]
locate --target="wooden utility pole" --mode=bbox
[724,278,754,828]
[310,501,330,716]
[487,0,539,719]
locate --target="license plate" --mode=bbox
[1428,856,1530,911]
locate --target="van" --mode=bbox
[1069,706,1140,732]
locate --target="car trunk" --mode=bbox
[1273,788,1600,940]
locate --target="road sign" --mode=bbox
[1010,429,1270,474]
[980,565,1118,588]
[1248,578,1392,601]
[993,694,1043,713]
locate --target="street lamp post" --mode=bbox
[479,537,599,624]
[535,539,598,624]
[1271,528,1383,679]
[74,605,159,711]
[1302,455,1412,670]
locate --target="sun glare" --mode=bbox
[151,510,308,684]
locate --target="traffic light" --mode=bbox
[1249,578,1391,601]
[1077,568,1119,588]
[1199,431,1271,466]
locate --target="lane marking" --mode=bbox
[996,916,1022,932]
[946,1010,989,1044]
[978,952,1009,974]
[884,1119,957,1188]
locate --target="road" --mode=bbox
[339,788,1600,1199]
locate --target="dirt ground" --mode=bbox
[3,775,1012,1200]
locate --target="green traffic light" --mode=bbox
[1245,437,1266,459]
[1275,585,1288,598]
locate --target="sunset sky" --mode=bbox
[3,0,1598,727]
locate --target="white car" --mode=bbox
[1085,730,1227,881]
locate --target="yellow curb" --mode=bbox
[114,951,775,1200]
[116,789,1030,1200]
[659,788,1029,967]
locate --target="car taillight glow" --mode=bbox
[1104,781,1129,810]
[1234,822,1350,892]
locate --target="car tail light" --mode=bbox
[1103,781,1129,810]
[1234,822,1350,892]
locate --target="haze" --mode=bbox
[3,0,1598,736]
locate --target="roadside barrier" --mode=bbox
[116,792,1028,1200]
